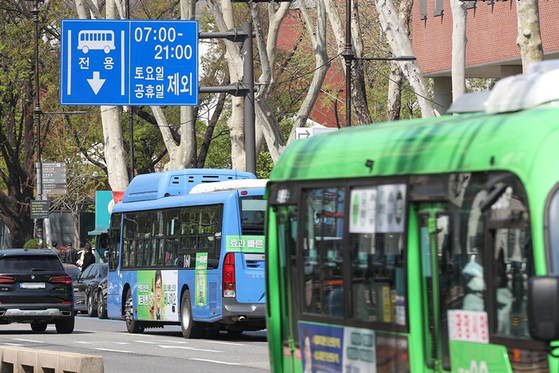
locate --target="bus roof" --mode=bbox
[189,179,268,194]
[121,169,255,203]
[112,183,265,213]
[270,61,559,184]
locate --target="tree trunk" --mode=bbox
[325,0,372,126]
[386,0,412,121]
[286,0,330,144]
[252,2,290,163]
[516,0,544,73]
[207,0,247,170]
[376,0,435,118]
[387,61,403,121]
[451,0,467,101]
[101,106,129,190]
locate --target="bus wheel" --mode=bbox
[125,289,144,334]
[180,290,205,338]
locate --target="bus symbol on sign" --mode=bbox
[78,30,116,54]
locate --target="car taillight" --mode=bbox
[0,276,14,284]
[50,275,72,284]
[223,253,236,298]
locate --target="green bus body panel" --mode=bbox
[271,108,553,183]
[448,341,512,373]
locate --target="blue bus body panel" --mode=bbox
[235,252,266,303]
[120,169,255,203]
[221,189,267,305]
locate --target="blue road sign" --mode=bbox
[60,20,199,106]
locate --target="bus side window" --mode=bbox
[301,187,345,317]
[489,180,533,339]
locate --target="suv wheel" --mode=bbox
[98,291,108,319]
[87,292,98,317]
[55,315,75,334]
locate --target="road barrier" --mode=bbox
[0,346,103,373]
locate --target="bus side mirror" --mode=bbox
[528,276,559,341]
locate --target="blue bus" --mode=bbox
[106,169,268,338]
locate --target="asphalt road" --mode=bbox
[0,315,271,373]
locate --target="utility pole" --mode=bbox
[30,0,44,248]
[126,0,135,180]
[199,23,256,174]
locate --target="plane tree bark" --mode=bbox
[516,0,543,72]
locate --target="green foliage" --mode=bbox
[198,120,232,169]
[256,151,273,179]
[23,239,38,250]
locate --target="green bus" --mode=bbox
[264,61,559,373]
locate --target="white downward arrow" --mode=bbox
[87,71,105,94]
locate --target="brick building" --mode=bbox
[412,0,559,114]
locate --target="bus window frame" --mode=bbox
[117,204,224,271]
[484,207,546,351]
[544,181,559,274]
[410,172,546,352]
[271,177,410,334]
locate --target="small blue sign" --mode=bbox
[60,20,199,106]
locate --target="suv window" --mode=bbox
[0,256,64,272]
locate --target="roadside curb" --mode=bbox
[0,346,103,373]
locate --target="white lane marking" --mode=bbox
[3,343,23,347]
[75,341,129,345]
[13,338,41,343]
[159,339,187,344]
[201,340,248,347]
[135,340,166,344]
[94,348,134,354]
[158,345,221,353]
[190,358,239,366]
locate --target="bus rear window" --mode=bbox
[240,197,266,235]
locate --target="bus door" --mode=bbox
[417,203,452,373]
[268,204,300,373]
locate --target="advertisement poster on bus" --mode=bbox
[195,253,208,306]
[299,322,376,373]
[136,270,178,321]
[349,184,406,235]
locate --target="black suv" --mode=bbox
[0,249,75,333]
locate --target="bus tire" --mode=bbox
[125,289,144,334]
[181,290,205,339]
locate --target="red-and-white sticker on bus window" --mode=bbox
[447,310,488,343]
